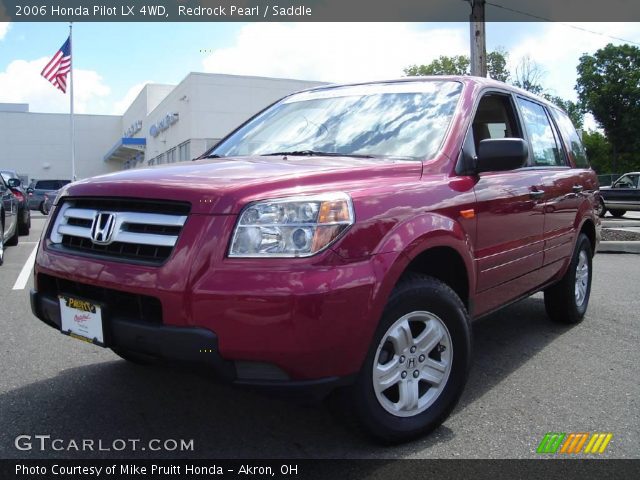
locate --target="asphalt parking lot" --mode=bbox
[0,215,638,459]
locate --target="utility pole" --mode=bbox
[469,0,487,77]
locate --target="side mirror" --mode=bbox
[7,178,21,188]
[476,138,529,173]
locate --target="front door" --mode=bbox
[471,93,546,293]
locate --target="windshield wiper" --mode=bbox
[261,150,375,158]
[201,154,225,159]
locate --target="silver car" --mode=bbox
[27,179,70,213]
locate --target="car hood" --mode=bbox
[63,156,423,214]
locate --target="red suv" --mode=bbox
[31,77,599,442]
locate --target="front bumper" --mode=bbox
[30,287,355,401]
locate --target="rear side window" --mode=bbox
[36,180,60,190]
[517,98,565,167]
[550,108,589,168]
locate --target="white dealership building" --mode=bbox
[0,73,324,184]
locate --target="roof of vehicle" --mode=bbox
[294,75,563,113]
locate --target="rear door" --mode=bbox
[515,97,582,266]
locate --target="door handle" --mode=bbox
[529,188,545,199]
[572,184,584,193]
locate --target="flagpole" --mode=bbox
[69,22,76,181]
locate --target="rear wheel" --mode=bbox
[19,208,30,235]
[544,233,593,324]
[609,209,626,218]
[595,198,606,218]
[350,275,471,443]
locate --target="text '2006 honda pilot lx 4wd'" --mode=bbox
[31,77,600,442]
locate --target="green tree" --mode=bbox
[543,95,584,131]
[582,131,613,174]
[404,55,469,76]
[404,48,510,81]
[576,43,640,171]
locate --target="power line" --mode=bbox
[486,1,640,47]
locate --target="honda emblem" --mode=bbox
[91,212,116,245]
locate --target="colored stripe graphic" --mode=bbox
[584,433,613,454]
[559,433,589,454]
[538,432,613,455]
[537,433,566,453]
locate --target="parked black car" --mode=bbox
[0,175,19,265]
[0,170,31,235]
[597,172,640,218]
[27,179,71,213]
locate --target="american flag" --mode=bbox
[41,36,72,93]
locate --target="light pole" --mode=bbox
[469,0,487,77]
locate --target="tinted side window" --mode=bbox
[550,108,589,168]
[613,174,639,189]
[471,93,521,152]
[36,180,59,190]
[517,98,565,167]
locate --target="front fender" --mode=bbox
[361,213,477,356]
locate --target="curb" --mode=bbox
[597,241,640,254]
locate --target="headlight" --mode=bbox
[229,193,354,257]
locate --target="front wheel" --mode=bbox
[544,233,593,324]
[6,222,18,246]
[609,209,626,218]
[350,275,471,443]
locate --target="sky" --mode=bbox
[1,21,639,128]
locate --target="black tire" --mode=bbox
[544,233,593,324]
[595,199,606,218]
[40,202,47,215]
[19,208,30,235]
[6,221,18,246]
[609,209,626,218]
[111,347,157,365]
[349,275,472,443]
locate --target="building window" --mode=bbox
[166,147,177,164]
[178,141,190,162]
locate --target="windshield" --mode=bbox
[210,81,462,160]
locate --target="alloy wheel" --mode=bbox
[575,250,589,307]
[372,311,453,417]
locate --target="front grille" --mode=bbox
[61,235,173,263]
[69,197,190,215]
[49,197,190,265]
[38,273,162,324]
